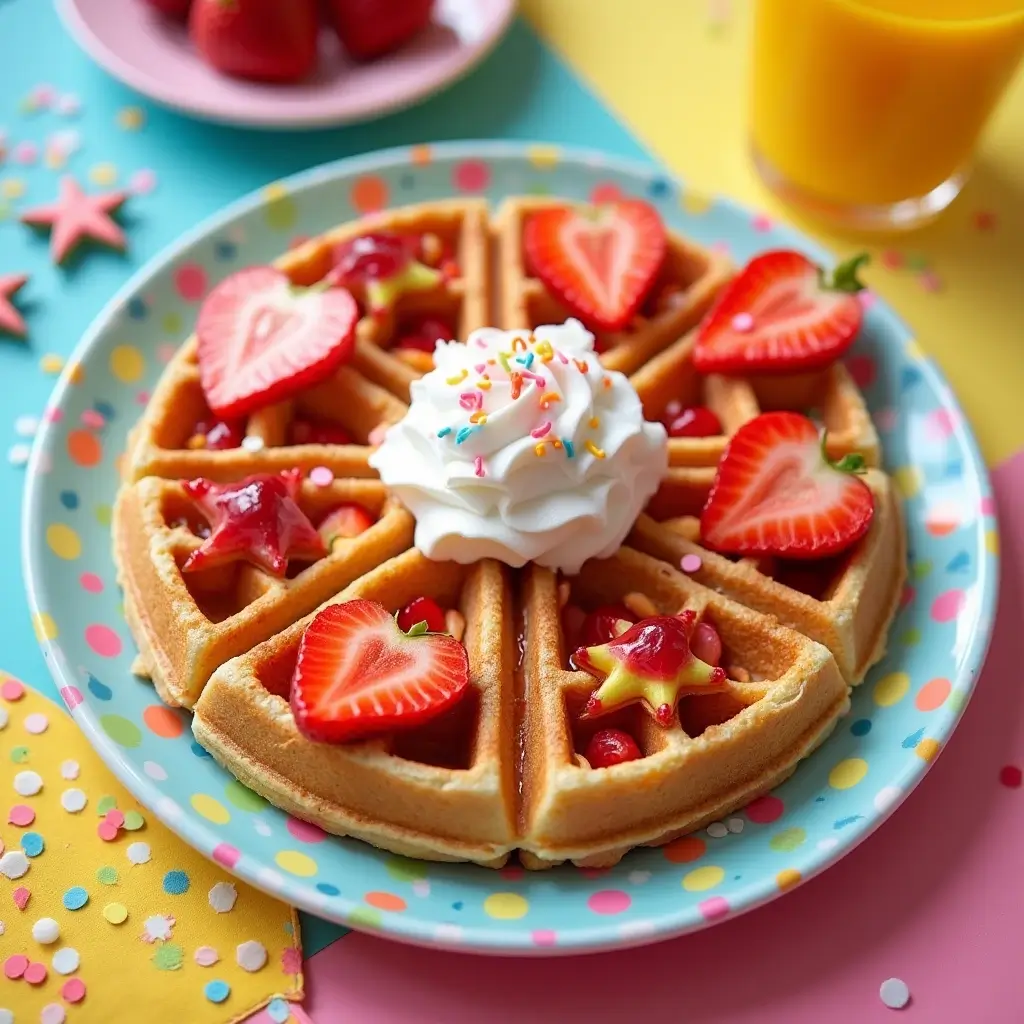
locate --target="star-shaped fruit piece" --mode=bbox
[0,273,29,338]
[180,468,326,577]
[572,611,727,726]
[20,176,127,264]
[327,232,441,316]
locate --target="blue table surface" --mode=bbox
[0,0,652,955]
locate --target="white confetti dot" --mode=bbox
[14,415,38,437]
[241,435,265,452]
[706,822,728,838]
[14,770,43,796]
[874,786,902,813]
[23,713,48,735]
[60,788,87,813]
[879,977,911,1009]
[0,1010,13,1024]
[726,817,745,834]
[0,850,29,879]
[309,466,334,487]
[411,879,430,897]
[628,870,651,885]
[142,760,167,781]
[236,940,268,972]
[208,882,237,914]
[194,946,219,967]
[51,946,80,975]
[41,1004,66,1024]
[680,553,703,574]
[32,917,60,944]
[126,842,151,864]
[143,915,174,942]
[8,443,30,467]
[60,760,79,780]
[253,819,272,837]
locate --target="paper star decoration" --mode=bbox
[181,468,326,577]
[0,274,29,337]
[573,611,727,725]
[20,176,127,264]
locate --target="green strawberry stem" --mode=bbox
[405,620,429,637]
[819,253,869,294]
[820,430,867,474]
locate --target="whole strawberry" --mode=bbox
[328,0,435,62]
[190,0,320,83]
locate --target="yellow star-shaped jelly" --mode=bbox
[573,612,727,726]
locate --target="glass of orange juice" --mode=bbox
[750,0,1024,229]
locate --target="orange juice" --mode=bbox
[751,0,1024,210]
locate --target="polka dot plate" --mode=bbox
[22,142,998,955]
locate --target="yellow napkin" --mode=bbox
[0,674,303,1023]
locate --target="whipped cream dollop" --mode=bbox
[369,320,668,574]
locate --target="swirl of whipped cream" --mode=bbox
[369,320,668,575]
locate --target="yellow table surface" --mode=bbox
[523,0,1024,467]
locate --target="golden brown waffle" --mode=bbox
[518,548,848,868]
[116,195,905,870]
[492,196,733,376]
[629,329,881,468]
[113,475,414,708]
[632,467,905,684]
[193,550,518,867]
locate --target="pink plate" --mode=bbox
[58,0,516,129]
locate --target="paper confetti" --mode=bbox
[236,940,268,973]
[142,914,175,942]
[127,841,151,864]
[153,942,184,971]
[31,917,59,944]
[208,882,238,914]
[51,947,80,975]
[880,977,911,1009]
[61,788,87,813]
[14,769,43,796]
[0,851,29,879]
[195,946,220,967]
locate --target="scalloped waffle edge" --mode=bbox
[113,476,414,708]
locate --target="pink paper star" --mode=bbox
[0,274,28,338]
[20,176,127,264]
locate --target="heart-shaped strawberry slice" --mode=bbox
[523,200,667,332]
[197,266,359,420]
[291,599,470,744]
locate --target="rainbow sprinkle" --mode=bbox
[562,439,575,457]
[474,337,488,348]
[474,456,485,477]
[469,411,487,424]
[498,351,512,373]
[531,421,552,438]
[534,443,546,457]
[476,379,492,390]
[474,363,487,373]
[516,352,535,369]
[455,426,479,444]
[589,416,600,429]
[446,369,468,385]
[510,372,523,400]
[585,440,606,459]
[512,336,528,353]
[557,350,569,364]
[437,427,452,438]
[574,359,589,373]
[539,392,561,408]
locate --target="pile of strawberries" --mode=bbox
[143,0,435,83]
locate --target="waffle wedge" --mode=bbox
[114,475,414,708]
[629,329,881,468]
[632,467,906,684]
[492,196,733,375]
[193,550,518,867]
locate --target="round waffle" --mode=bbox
[114,197,905,869]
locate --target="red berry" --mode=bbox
[318,503,375,547]
[585,729,642,769]
[667,406,722,438]
[289,418,353,446]
[395,316,454,353]
[690,620,723,666]
[579,605,635,648]
[332,232,413,285]
[397,596,447,634]
[195,418,243,450]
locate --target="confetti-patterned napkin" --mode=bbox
[0,674,304,1023]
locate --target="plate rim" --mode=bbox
[56,0,517,130]
[21,140,1001,955]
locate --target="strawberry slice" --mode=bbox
[693,251,868,375]
[290,599,470,743]
[197,266,359,420]
[700,412,874,559]
[523,200,666,332]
